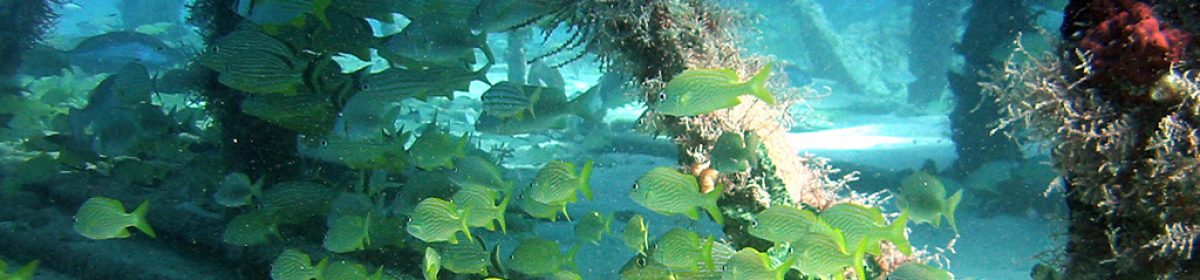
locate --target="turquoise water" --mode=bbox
[0,1,1072,279]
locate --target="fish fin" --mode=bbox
[566,243,582,273]
[774,254,794,280]
[561,205,572,222]
[702,235,716,272]
[890,209,913,255]
[497,191,511,234]
[568,86,603,124]
[602,213,613,234]
[703,184,725,226]
[13,260,38,279]
[312,0,333,30]
[579,160,594,201]
[684,208,700,221]
[851,239,867,280]
[946,189,963,234]
[314,257,330,280]
[250,176,265,199]
[460,208,474,243]
[746,62,776,105]
[132,199,157,238]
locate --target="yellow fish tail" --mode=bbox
[746,63,776,105]
[703,184,725,226]
[946,189,963,234]
[889,209,914,255]
[579,160,594,201]
[132,199,157,238]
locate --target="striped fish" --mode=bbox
[270,249,328,280]
[406,198,472,244]
[527,160,593,205]
[436,238,491,275]
[574,211,613,245]
[508,238,577,277]
[452,183,510,232]
[481,81,541,120]
[323,260,387,280]
[407,123,469,171]
[747,205,835,246]
[259,181,337,225]
[355,65,488,102]
[323,214,370,253]
[629,167,724,225]
[621,214,649,255]
[888,262,953,280]
[787,230,867,280]
[448,155,514,192]
[722,248,793,280]
[200,30,305,95]
[73,197,156,240]
[223,211,279,246]
[517,191,570,221]
[235,0,331,27]
[898,171,962,233]
[655,63,776,116]
[819,203,912,256]
[650,228,715,272]
[424,247,441,280]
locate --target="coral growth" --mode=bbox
[1074,0,1190,87]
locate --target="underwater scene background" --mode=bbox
[2,0,1198,279]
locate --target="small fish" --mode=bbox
[198,30,305,95]
[65,31,185,74]
[271,249,329,280]
[481,82,541,120]
[407,123,470,170]
[223,211,280,246]
[621,214,649,255]
[887,262,953,280]
[516,191,570,221]
[630,167,725,225]
[406,198,472,244]
[574,211,613,245]
[474,84,602,135]
[747,204,835,246]
[424,247,441,280]
[259,181,338,225]
[73,197,156,240]
[0,259,39,280]
[722,248,793,280]
[655,64,776,116]
[214,172,264,208]
[298,132,410,173]
[897,171,962,233]
[786,230,867,280]
[819,203,912,256]
[619,256,677,280]
[322,260,390,280]
[650,228,715,272]
[357,64,488,102]
[468,0,568,34]
[323,213,371,253]
[527,160,593,205]
[436,238,491,275]
[448,155,514,192]
[508,238,578,277]
[710,131,760,173]
[452,183,510,232]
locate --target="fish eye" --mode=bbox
[320,140,329,146]
[632,183,639,190]
[657,92,667,101]
[636,257,646,266]
[750,220,758,227]
[359,83,370,90]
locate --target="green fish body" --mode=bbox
[619,256,678,280]
[271,249,329,280]
[481,81,541,120]
[747,205,834,245]
[650,228,715,272]
[655,64,776,116]
[574,211,613,245]
[528,160,594,205]
[449,155,514,192]
[323,214,370,253]
[240,93,336,135]
[722,248,792,280]
[474,84,601,135]
[73,197,156,240]
[260,181,338,225]
[199,30,305,95]
[508,238,577,277]
[408,123,469,171]
[0,260,38,280]
[710,131,761,173]
[424,247,441,280]
[898,171,962,233]
[787,230,867,280]
[214,172,264,208]
[621,214,649,255]
[322,260,391,280]
[224,211,280,246]
[436,238,491,275]
[819,203,912,256]
[382,17,490,65]
[235,0,332,27]
[452,183,510,232]
[516,191,570,221]
[630,167,725,225]
[407,198,472,244]
[887,262,953,280]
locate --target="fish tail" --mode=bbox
[497,191,511,234]
[132,199,156,238]
[566,243,582,273]
[456,133,471,158]
[14,260,39,279]
[312,0,333,30]
[701,235,716,272]
[569,86,603,123]
[602,212,613,234]
[703,184,725,226]
[460,208,474,243]
[851,239,868,280]
[946,189,963,234]
[313,256,330,280]
[579,160,594,201]
[774,253,795,280]
[889,209,913,255]
[746,62,776,105]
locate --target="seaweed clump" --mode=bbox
[989,1,1200,277]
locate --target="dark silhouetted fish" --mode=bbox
[66,31,186,74]
[68,63,155,156]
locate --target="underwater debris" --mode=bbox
[655,64,776,117]
[710,130,761,173]
[1073,0,1190,87]
[73,197,156,240]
